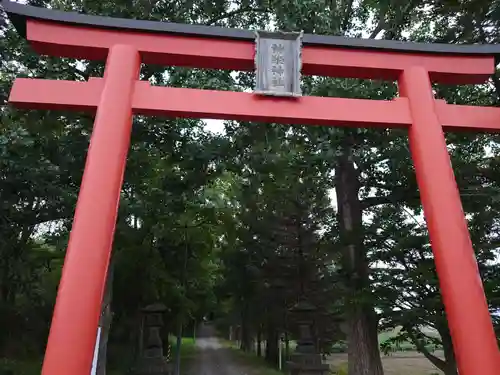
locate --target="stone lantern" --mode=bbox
[133,303,172,375]
[287,300,329,375]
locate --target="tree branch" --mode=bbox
[206,7,269,26]
[369,4,389,39]
[361,188,418,209]
[369,20,385,39]
[71,66,90,81]
[341,0,355,33]
[490,71,500,104]
[405,327,447,371]
[382,0,421,40]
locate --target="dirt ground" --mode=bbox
[328,351,443,375]
[184,336,242,375]
[186,324,278,375]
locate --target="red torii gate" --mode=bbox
[3,2,500,375]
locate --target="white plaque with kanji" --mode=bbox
[254,30,303,97]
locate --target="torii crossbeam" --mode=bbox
[2,2,500,375]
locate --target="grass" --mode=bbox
[0,337,197,375]
[330,363,348,375]
[169,336,198,362]
[168,336,199,375]
[0,357,127,375]
[0,358,42,375]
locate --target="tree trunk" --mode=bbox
[285,331,290,360]
[265,324,279,367]
[346,306,384,375]
[137,312,144,359]
[96,258,115,375]
[174,323,183,375]
[240,304,253,351]
[257,328,262,357]
[235,325,241,347]
[336,146,384,375]
[439,326,458,375]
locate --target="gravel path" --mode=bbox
[185,324,253,375]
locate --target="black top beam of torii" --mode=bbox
[2,0,500,61]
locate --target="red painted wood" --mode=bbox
[399,66,499,375]
[132,83,411,127]
[436,100,500,132]
[9,78,101,112]
[39,46,140,375]
[26,20,494,84]
[10,78,500,132]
